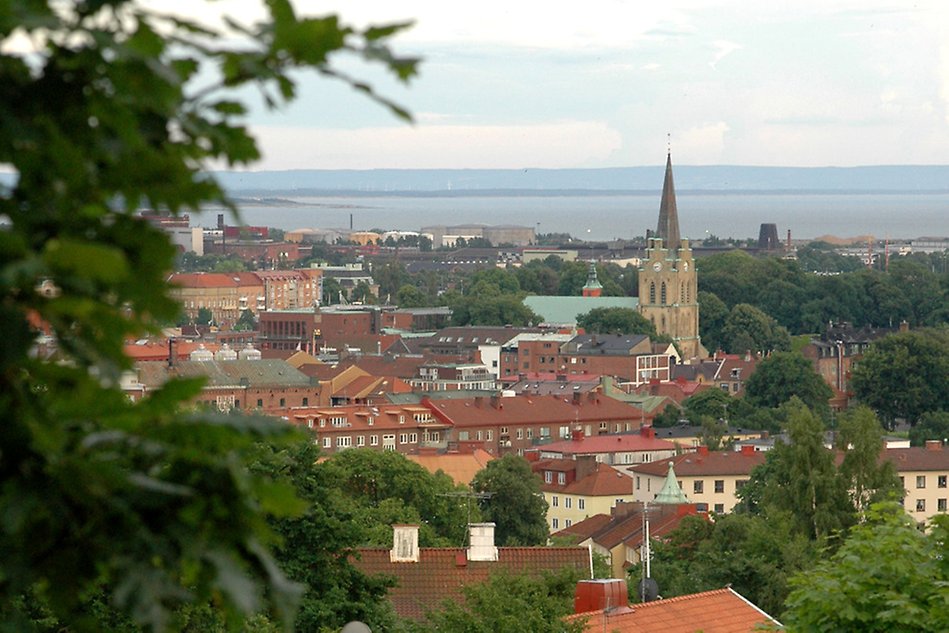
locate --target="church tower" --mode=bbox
[639,152,704,360]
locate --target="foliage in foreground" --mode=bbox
[0,0,417,629]
[783,504,949,633]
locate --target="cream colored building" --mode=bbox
[892,442,949,524]
[624,446,766,514]
[535,458,635,532]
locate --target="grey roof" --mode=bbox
[561,333,650,356]
[523,296,639,326]
[136,359,312,389]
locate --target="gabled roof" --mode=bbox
[555,502,703,551]
[427,393,644,427]
[885,445,949,471]
[627,451,767,478]
[543,463,635,497]
[352,547,590,620]
[135,359,311,388]
[562,334,651,356]
[540,433,678,456]
[406,449,495,486]
[570,587,779,633]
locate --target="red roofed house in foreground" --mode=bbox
[568,579,781,633]
[351,523,591,621]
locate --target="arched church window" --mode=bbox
[687,282,692,303]
[649,282,656,304]
[680,282,686,303]
[660,282,667,305]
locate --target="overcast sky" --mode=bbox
[170,1,949,170]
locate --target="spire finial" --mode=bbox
[667,132,671,156]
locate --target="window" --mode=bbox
[279,397,285,407]
[635,476,640,490]
[938,499,947,512]
[917,475,926,489]
[578,498,585,510]
[565,497,572,508]
[552,496,559,507]
[938,475,947,488]
[500,427,508,436]
[399,433,408,444]
[486,430,493,441]
[557,472,566,485]
[409,433,418,443]
[306,419,314,429]
[458,431,469,441]
[370,435,378,446]
[545,471,553,484]
[649,282,656,304]
[302,397,308,406]
[322,437,331,449]
[660,282,667,305]
[357,436,365,447]
[256,398,263,408]
[916,499,926,512]
[693,480,704,494]
[527,428,534,439]
[565,519,572,527]
[736,479,748,492]
[336,436,351,448]
[516,428,523,440]
[552,518,559,529]
[714,480,725,493]
[714,504,724,513]
[382,434,396,450]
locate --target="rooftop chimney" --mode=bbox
[574,579,629,614]
[925,439,943,451]
[390,524,419,563]
[740,444,756,456]
[640,425,655,440]
[467,523,498,562]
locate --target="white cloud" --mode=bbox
[251,121,623,169]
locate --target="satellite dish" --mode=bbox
[638,578,659,603]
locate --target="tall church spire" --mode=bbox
[656,152,681,248]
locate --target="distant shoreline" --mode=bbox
[226,188,949,199]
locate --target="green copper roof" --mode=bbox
[523,296,639,326]
[653,461,689,504]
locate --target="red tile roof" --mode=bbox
[884,445,949,471]
[627,451,767,478]
[570,587,779,633]
[555,463,635,497]
[541,434,678,456]
[428,393,643,428]
[352,547,590,620]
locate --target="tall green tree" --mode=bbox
[835,406,902,513]
[850,329,949,427]
[752,400,854,541]
[744,352,833,415]
[0,0,417,628]
[576,307,659,337]
[784,504,949,633]
[720,303,791,354]
[908,411,949,447]
[471,455,549,546]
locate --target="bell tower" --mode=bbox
[639,152,704,360]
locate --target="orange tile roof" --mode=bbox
[406,449,495,486]
[570,587,779,632]
[352,546,590,621]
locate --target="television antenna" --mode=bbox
[438,490,494,543]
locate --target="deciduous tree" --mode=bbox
[744,352,832,415]
[576,307,658,337]
[471,455,549,546]
[0,0,417,627]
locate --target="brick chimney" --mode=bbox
[571,427,585,442]
[697,445,709,457]
[575,455,597,481]
[574,579,629,614]
[925,439,943,451]
[467,523,498,562]
[640,425,655,440]
[740,444,756,456]
[390,524,419,563]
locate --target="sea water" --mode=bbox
[195,191,949,242]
